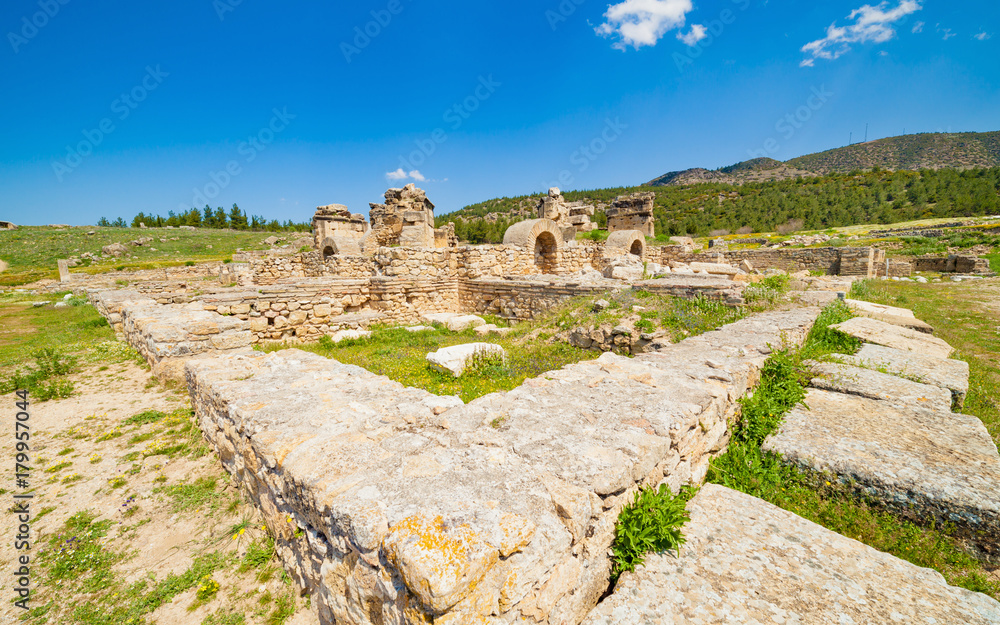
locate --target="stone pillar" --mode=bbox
[57,259,71,282]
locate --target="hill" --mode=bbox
[441,167,1000,243]
[787,131,1000,174]
[646,131,1000,187]
[647,158,816,186]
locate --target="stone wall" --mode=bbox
[913,254,992,274]
[182,308,820,624]
[246,243,607,285]
[653,246,886,278]
[461,274,744,321]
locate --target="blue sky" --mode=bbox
[1,0,997,226]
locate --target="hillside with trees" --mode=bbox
[440,167,1000,243]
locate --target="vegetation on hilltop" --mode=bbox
[96,203,310,232]
[788,131,1000,174]
[441,167,1000,243]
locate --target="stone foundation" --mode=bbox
[181,308,820,624]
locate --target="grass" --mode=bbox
[542,288,751,346]
[155,476,221,513]
[260,324,596,403]
[707,299,999,599]
[0,225,279,286]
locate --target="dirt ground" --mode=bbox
[0,357,318,624]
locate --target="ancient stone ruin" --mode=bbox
[537,187,597,236]
[606,192,655,237]
[28,188,1000,623]
[312,204,369,258]
[369,183,457,249]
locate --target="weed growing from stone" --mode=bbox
[610,484,697,581]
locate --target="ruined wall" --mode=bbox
[246,242,606,285]
[180,308,820,625]
[912,254,991,274]
[461,275,744,321]
[654,246,884,277]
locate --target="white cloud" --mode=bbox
[800,1,922,67]
[974,31,990,41]
[385,169,427,183]
[677,24,707,46]
[940,27,956,40]
[596,0,694,50]
[912,21,924,33]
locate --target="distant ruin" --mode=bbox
[607,192,655,236]
[369,183,457,249]
[312,204,368,258]
[537,187,597,237]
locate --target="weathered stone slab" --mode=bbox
[830,316,953,359]
[844,298,934,333]
[764,389,1000,555]
[807,360,953,413]
[845,298,915,319]
[426,342,505,377]
[837,343,969,408]
[583,484,1000,625]
[688,261,738,276]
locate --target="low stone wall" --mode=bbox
[183,308,820,625]
[913,254,991,274]
[461,274,744,321]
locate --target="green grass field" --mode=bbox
[0,226,287,286]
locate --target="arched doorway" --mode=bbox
[534,231,558,274]
[629,240,643,256]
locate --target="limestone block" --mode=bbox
[583,485,1000,624]
[446,315,486,332]
[426,343,506,377]
[688,262,738,277]
[807,361,952,413]
[764,389,1000,555]
[250,317,268,332]
[830,316,953,359]
[836,344,969,408]
[287,310,308,326]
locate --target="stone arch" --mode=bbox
[605,230,646,259]
[320,236,361,260]
[503,219,562,274]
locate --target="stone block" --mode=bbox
[426,343,506,377]
[830,316,953,359]
[764,389,1000,555]
[583,485,1000,624]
